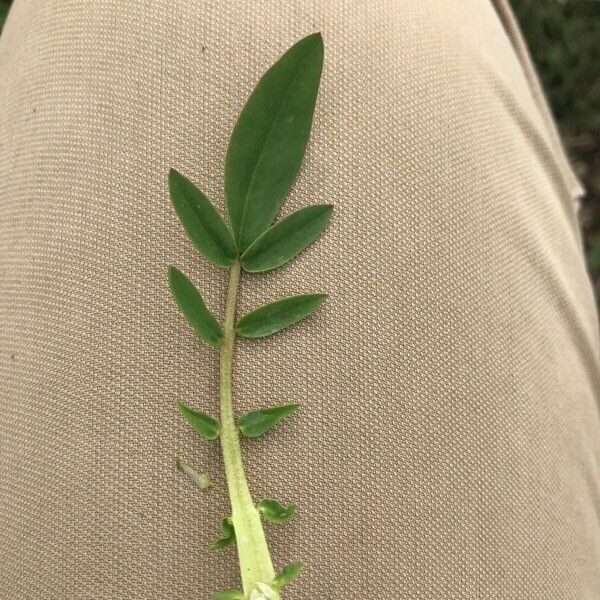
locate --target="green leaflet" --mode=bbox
[169,169,237,267]
[241,204,333,273]
[177,401,220,440]
[258,498,296,524]
[236,294,326,339]
[213,591,244,600]
[271,562,304,590]
[212,517,236,550]
[169,266,223,348]
[238,404,300,438]
[225,33,324,252]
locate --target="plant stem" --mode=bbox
[220,260,276,597]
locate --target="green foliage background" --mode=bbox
[510,0,600,295]
[0,0,598,292]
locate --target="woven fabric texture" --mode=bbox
[1,1,599,598]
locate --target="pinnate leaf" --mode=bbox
[212,517,236,550]
[238,404,299,438]
[241,204,332,273]
[177,402,220,440]
[225,33,324,251]
[236,294,326,339]
[169,169,237,267]
[213,591,244,600]
[169,266,223,347]
[272,562,304,590]
[258,498,296,524]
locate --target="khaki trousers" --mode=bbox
[0,1,598,598]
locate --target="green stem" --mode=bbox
[220,260,276,597]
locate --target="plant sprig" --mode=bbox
[168,33,328,600]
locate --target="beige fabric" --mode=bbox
[491,0,585,206]
[1,1,599,598]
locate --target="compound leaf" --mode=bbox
[258,498,296,524]
[241,204,332,273]
[169,168,237,267]
[177,402,220,440]
[225,33,324,252]
[169,266,223,348]
[236,294,326,339]
[238,404,300,438]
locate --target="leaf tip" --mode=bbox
[175,399,189,418]
[167,265,179,285]
[309,31,323,46]
[308,32,324,62]
[168,167,184,192]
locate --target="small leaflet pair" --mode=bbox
[212,563,304,600]
[211,498,296,550]
[169,32,327,599]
